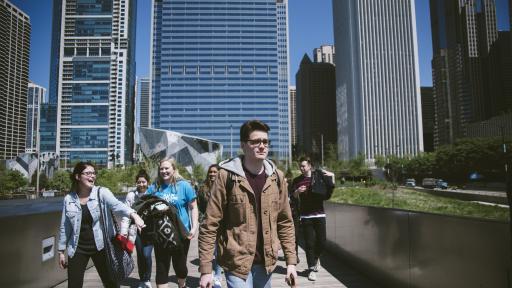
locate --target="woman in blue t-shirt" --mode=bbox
[146,158,198,288]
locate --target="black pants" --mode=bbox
[301,217,326,269]
[154,239,191,284]
[67,249,119,288]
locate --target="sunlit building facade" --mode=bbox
[151,0,290,161]
[0,0,30,160]
[51,0,137,167]
[333,0,423,161]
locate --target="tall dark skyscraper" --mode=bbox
[50,0,137,167]
[0,0,30,160]
[430,0,498,147]
[151,0,290,160]
[295,54,337,161]
[421,87,435,152]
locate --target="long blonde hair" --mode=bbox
[156,157,184,189]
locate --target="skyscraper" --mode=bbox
[26,82,46,153]
[295,54,337,161]
[289,86,296,146]
[136,77,150,130]
[313,45,335,65]
[50,0,137,167]
[421,87,435,152]
[333,0,423,161]
[430,0,498,147]
[151,0,290,161]
[0,0,30,160]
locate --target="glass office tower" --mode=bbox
[151,0,290,161]
[26,82,46,153]
[51,0,137,167]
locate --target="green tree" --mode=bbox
[348,153,369,178]
[374,154,386,169]
[31,173,49,189]
[0,170,28,192]
[192,164,205,182]
[48,170,72,192]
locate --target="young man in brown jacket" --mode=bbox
[199,120,298,288]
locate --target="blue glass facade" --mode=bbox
[40,103,57,152]
[152,0,290,160]
[51,0,137,166]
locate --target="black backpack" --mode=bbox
[133,195,188,251]
[311,169,335,200]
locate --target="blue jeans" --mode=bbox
[225,265,272,288]
[213,246,222,280]
[135,234,153,282]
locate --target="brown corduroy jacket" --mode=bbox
[198,156,297,279]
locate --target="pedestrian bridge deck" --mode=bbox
[53,237,380,288]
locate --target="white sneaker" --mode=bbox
[308,270,317,281]
[138,281,152,288]
[313,258,321,272]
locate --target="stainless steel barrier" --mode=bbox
[325,202,511,288]
[0,209,66,288]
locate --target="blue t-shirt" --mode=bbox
[146,180,197,232]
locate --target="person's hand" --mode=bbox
[297,185,307,194]
[58,252,67,269]
[286,264,298,287]
[187,226,197,240]
[322,170,334,177]
[199,273,213,288]
[131,213,145,230]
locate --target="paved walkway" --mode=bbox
[54,238,380,288]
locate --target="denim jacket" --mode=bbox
[58,186,135,258]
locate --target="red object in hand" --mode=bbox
[114,234,135,254]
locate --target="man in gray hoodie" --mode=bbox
[199,120,297,288]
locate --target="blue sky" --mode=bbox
[10,0,511,89]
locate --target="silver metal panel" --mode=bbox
[409,213,510,288]
[0,212,67,288]
[326,202,410,286]
[324,202,511,288]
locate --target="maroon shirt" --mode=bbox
[243,165,266,264]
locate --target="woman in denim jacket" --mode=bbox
[58,162,145,288]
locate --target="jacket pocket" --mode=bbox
[227,193,245,227]
[66,204,80,220]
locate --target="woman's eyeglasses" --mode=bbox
[81,171,96,176]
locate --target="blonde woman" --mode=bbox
[146,158,199,288]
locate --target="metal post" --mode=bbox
[230,124,233,158]
[36,153,40,199]
[321,134,324,167]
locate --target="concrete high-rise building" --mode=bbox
[151,0,290,161]
[295,54,337,161]
[0,0,30,160]
[50,0,137,167]
[421,87,435,152]
[430,0,498,147]
[289,86,296,147]
[313,45,335,65]
[333,0,423,161]
[26,82,46,153]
